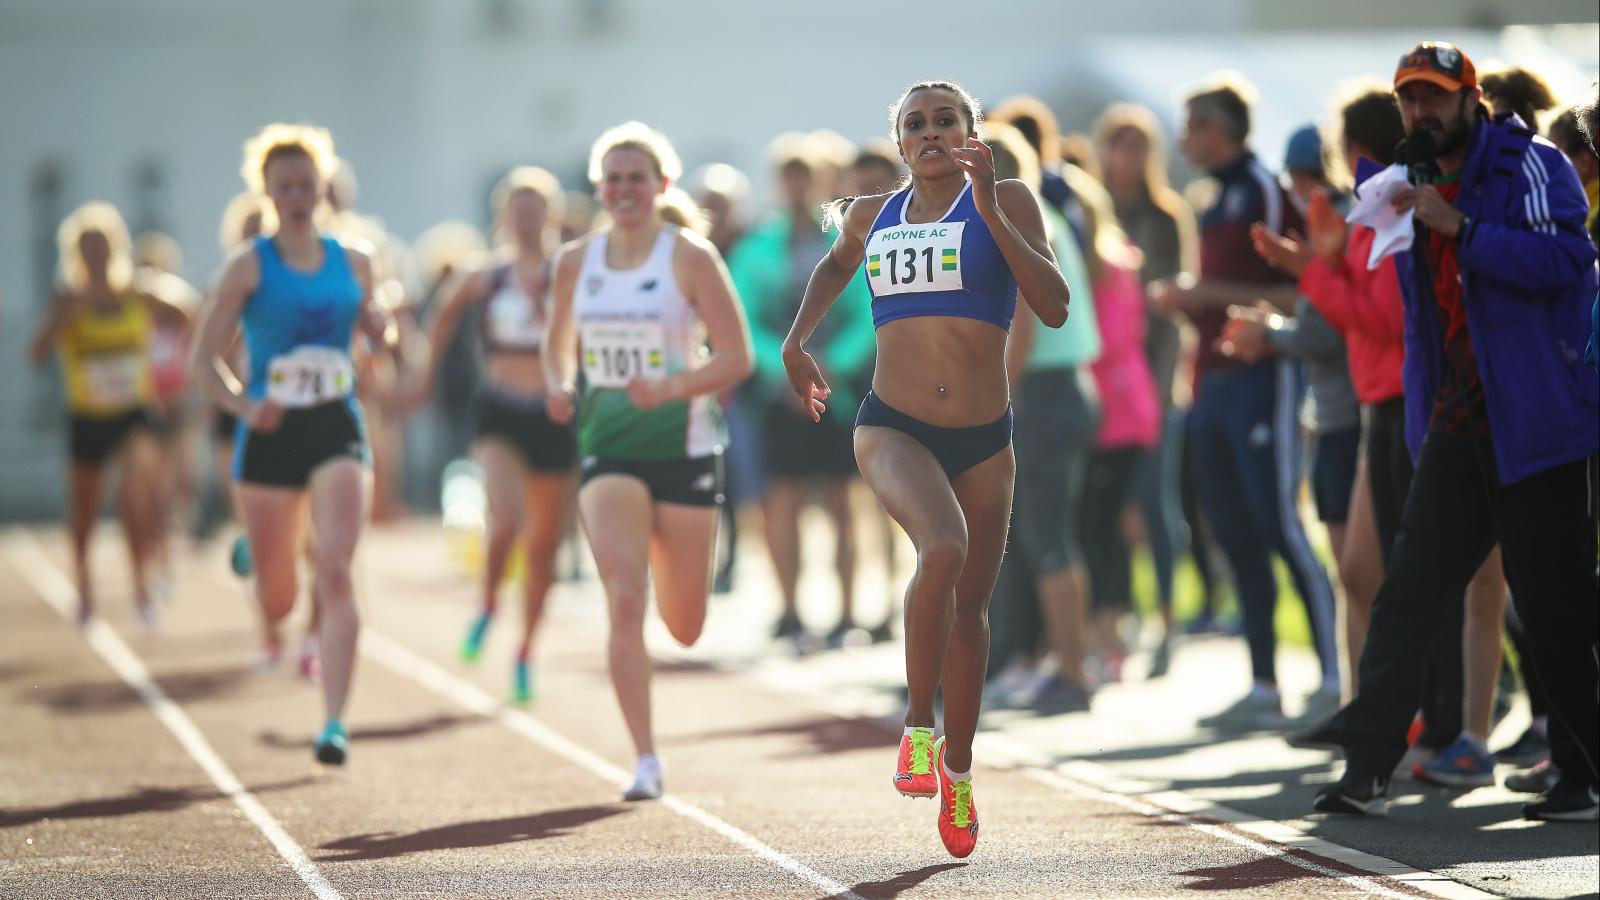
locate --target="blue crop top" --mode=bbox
[240,235,362,403]
[863,181,1017,331]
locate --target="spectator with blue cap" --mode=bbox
[1283,124,1335,208]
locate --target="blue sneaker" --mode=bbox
[1416,735,1495,788]
[512,658,534,705]
[313,720,348,765]
[460,612,493,662]
[229,535,253,577]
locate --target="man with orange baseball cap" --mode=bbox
[1392,42,1482,162]
[1312,41,1599,824]
[1395,41,1477,93]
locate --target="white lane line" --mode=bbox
[1022,765,1421,900]
[359,629,864,900]
[737,658,1493,900]
[1053,759,1496,900]
[5,532,341,900]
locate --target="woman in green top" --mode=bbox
[544,121,753,802]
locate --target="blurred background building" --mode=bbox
[2,0,1595,516]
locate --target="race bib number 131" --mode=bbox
[865,222,965,297]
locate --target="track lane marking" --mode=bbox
[5,532,342,900]
[359,629,864,900]
[1021,765,1426,900]
[729,654,1496,900]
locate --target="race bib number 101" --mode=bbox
[266,345,354,407]
[581,322,667,389]
[865,222,965,297]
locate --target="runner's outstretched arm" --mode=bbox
[781,194,887,421]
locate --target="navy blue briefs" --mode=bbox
[854,391,1012,479]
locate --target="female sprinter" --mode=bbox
[410,166,577,704]
[193,124,399,765]
[543,122,753,801]
[30,202,193,627]
[783,82,1069,857]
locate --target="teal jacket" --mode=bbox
[728,212,876,411]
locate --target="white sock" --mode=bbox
[904,726,930,737]
[942,760,971,783]
[636,753,661,774]
[1460,731,1488,753]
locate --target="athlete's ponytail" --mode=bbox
[656,186,708,235]
[820,197,856,233]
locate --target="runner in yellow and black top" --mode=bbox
[544,121,753,801]
[30,202,194,628]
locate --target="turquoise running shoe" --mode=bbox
[313,719,348,765]
[512,658,534,705]
[229,535,253,577]
[460,612,493,662]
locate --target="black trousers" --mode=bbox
[1365,398,1462,749]
[1326,430,1598,784]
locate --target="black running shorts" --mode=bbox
[236,400,368,488]
[580,453,724,507]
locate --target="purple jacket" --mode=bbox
[1391,113,1599,484]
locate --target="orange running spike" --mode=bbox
[935,736,979,858]
[893,727,938,799]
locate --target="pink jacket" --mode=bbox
[1091,257,1160,450]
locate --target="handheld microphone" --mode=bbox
[1397,130,1438,187]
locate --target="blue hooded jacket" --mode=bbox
[1389,113,1599,485]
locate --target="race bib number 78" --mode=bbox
[266,345,354,408]
[865,222,965,297]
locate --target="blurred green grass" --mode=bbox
[1128,543,1330,649]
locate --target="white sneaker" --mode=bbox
[1293,686,1342,726]
[134,600,160,633]
[1394,745,1436,781]
[252,643,285,673]
[296,635,321,681]
[621,755,664,801]
[981,659,1034,706]
[150,570,175,608]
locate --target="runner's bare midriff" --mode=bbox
[871,316,1009,427]
[485,351,548,396]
